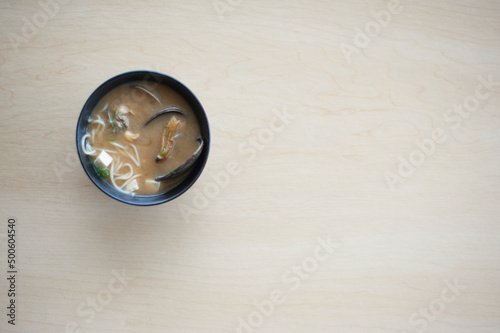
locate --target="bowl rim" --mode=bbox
[76,70,210,206]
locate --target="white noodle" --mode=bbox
[110,142,126,150]
[109,163,131,195]
[112,142,140,167]
[121,174,141,188]
[90,115,106,125]
[134,85,161,104]
[115,163,134,180]
[108,110,114,127]
[115,160,123,173]
[124,152,139,167]
[114,159,125,177]
[97,148,117,154]
[81,133,96,156]
[128,143,141,167]
[93,118,106,132]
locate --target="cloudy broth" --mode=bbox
[81,81,201,196]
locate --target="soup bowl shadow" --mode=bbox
[76,71,210,206]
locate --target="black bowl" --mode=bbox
[76,71,210,206]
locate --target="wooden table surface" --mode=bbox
[1,1,500,332]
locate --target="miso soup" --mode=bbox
[81,81,202,196]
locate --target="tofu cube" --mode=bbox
[145,179,160,192]
[126,179,139,193]
[94,151,113,169]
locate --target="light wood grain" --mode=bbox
[1,0,500,332]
